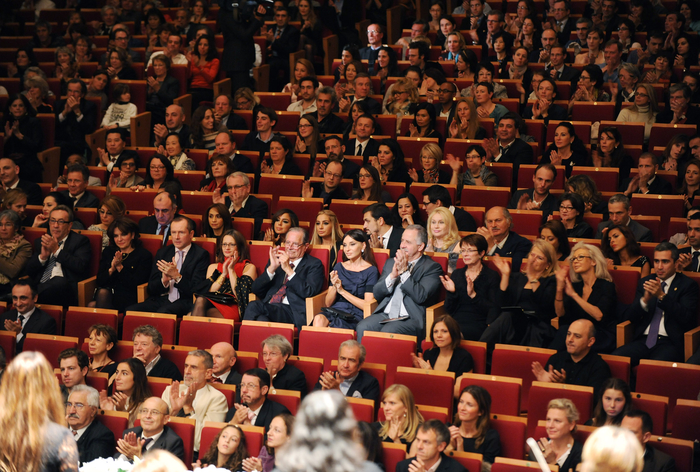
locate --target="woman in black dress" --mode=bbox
[2,94,44,182]
[540,122,589,178]
[556,193,593,239]
[369,139,411,187]
[601,224,651,278]
[449,385,502,463]
[409,142,452,185]
[537,399,583,472]
[412,314,474,378]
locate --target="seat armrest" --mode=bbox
[684,326,700,361]
[617,320,633,348]
[306,289,328,325]
[77,276,97,307]
[137,282,148,303]
[364,293,377,318]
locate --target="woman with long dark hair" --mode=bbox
[601,224,651,277]
[202,203,233,239]
[539,219,571,261]
[196,424,249,471]
[588,378,632,426]
[407,102,443,143]
[2,93,44,182]
[541,122,589,178]
[373,46,400,93]
[351,165,392,203]
[449,385,501,463]
[591,127,634,180]
[262,208,299,245]
[190,105,225,151]
[187,35,220,109]
[370,139,411,186]
[138,154,182,191]
[392,193,424,228]
[100,357,152,428]
[242,413,294,472]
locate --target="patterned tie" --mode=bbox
[72,430,77,436]
[269,262,295,304]
[142,437,153,450]
[168,250,184,302]
[388,262,414,319]
[40,242,63,283]
[646,281,667,349]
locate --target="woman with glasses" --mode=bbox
[541,122,589,177]
[601,224,651,277]
[567,65,610,115]
[554,192,593,239]
[108,154,143,192]
[88,196,126,251]
[429,1,444,32]
[551,242,617,353]
[136,154,181,191]
[384,77,420,116]
[447,144,497,188]
[441,234,500,341]
[409,142,452,184]
[351,165,392,203]
[0,210,32,298]
[192,229,256,320]
[616,19,642,58]
[616,84,657,142]
[234,87,259,111]
[294,115,320,170]
[506,0,536,35]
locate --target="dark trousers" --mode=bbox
[688,347,700,365]
[126,296,193,317]
[267,57,290,92]
[39,277,77,308]
[227,71,253,94]
[612,335,682,367]
[243,300,296,326]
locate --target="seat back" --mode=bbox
[608,266,641,306]
[491,344,555,412]
[238,321,295,368]
[268,388,302,415]
[361,332,417,385]
[381,442,407,472]
[298,327,355,371]
[178,317,234,350]
[96,410,129,444]
[86,372,109,392]
[631,392,668,436]
[211,383,237,409]
[600,354,631,384]
[36,304,64,336]
[490,415,527,460]
[64,307,118,340]
[570,166,620,192]
[394,367,455,418]
[527,381,594,438]
[233,351,259,374]
[159,344,197,378]
[285,355,324,395]
[146,376,172,398]
[648,436,695,472]
[492,457,558,472]
[23,334,79,369]
[461,186,511,211]
[509,209,544,236]
[258,175,305,206]
[347,397,375,423]
[164,417,196,465]
[122,312,177,344]
[671,399,700,442]
[329,200,376,226]
[457,373,522,417]
[0,331,16,363]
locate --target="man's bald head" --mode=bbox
[139,396,170,436]
[153,192,177,226]
[210,342,237,377]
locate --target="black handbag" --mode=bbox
[320,307,356,322]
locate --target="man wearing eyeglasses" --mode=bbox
[302,160,349,208]
[117,397,185,462]
[287,76,319,115]
[244,227,324,329]
[24,205,91,307]
[565,18,592,55]
[545,0,573,46]
[66,384,115,463]
[213,172,268,235]
[100,27,143,65]
[359,24,385,68]
[432,82,457,126]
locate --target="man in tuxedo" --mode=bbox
[59,348,88,402]
[363,203,404,257]
[132,325,182,381]
[96,129,139,173]
[621,411,676,472]
[214,94,247,131]
[226,368,290,431]
[595,194,653,242]
[508,163,559,222]
[213,172,268,236]
[61,165,100,209]
[312,136,361,182]
[244,227,325,330]
[356,225,443,341]
[477,206,533,271]
[422,185,477,232]
[210,342,242,386]
[339,74,381,114]
[0,281,56,352]
[676,212,700,272]
[153,105,190,147]
[313,340,380,403]
[116,397,185,462]
[396,420,467,472]
[55,79,97,162]
[139,192,179,246]
[266,7,300,91]
[128,216,209,316]
[301,160,349,208]
[613,242,699,365]
[67,385,115,463]
[359,24,385,69]
[545,46,580,84]
[24,205,91,307]
[344,114,380,164]
[621,153,673,197]
[213,132,254,174]
[483,112,534,184]
[0,158,42,205]
[161,350,228,454]
[310,87,345,134]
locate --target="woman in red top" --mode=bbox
[187,34,220,110]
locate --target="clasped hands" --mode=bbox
[116,431,147,460]
[268,246,292,276]
[390,249,409,279]
[158,257,181,284]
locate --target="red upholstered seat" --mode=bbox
[491,344,556,412]
[179,317,234,350]
[461,186,511,211]
[672,399,700,442]
[286,355,323,395]
[212,383,237,409]
[328,200,373,226]
[381,442,408,472]
[96,411,129,444]
[361,332,416,386]
[490,415,528,460]
[609,266,641,306]
[298,326,355,371]
[159,345,196,378]
[275,197,323,223]
[64,307,118,340]
[394,367,455,417]
[648,436,695,472]
[268,389,301,415]
[24,334,79,369]
[146,376,172,398]
[258,174,305,206]
[631,391,668,436]
[122,312,177,344]
[527,381,594,437]
[600,354,631,384]
[456,373,522,417]
[0,331,16,363]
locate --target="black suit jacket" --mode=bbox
[273,363,308,397]
[146,243,209,303]
[596,219,653,242]
[312,112,345,134]
[76,420,115,464]
[24,230,92,287]
[60,190,100,209]
[493,231,533,273]
[224,398,290,429]
[250,253,325,328]
[138,216,171,246]
[312,370,380,402]
[555,19,575,48]
[642,445,676,472]
[495,139,534,181]
[546,64,581,84]
[15,179,43,205]
[223,113,247,131]
[624,272,699,353]
[397,453,466,472]
[230,153,254,174]
[384,225,404,258]
[433,103,456,128]
[0,308,57,352]
[218,9,263,73]
[120,425,185,462]
[359,46,381,67]
[54,98,97,144]
[508,189,559,222]
[354,96,381,115]
[619,176,673,195]
[269,25,301,59]
[148,356,183,381]
[345,138,381,166]
[226,194,269,236]
[453,207,477,232]
[223,369,242,386]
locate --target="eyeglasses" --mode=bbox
[240,382,259,390]
[325,171,342,179]
[367,30,380,34]
[227,184,248,190]
[438,88,454,94]
[298,124,312,129]
[559,205,575,211]
[393,90,406,95]
[460,248,479,254]
[358,173,372,178]
[49,219,70,225]
[221,242,237,248]
[65,402,87,409]
[139,408,164,416]
[150,165,166,170]
[570,255,591,262]
[121,162,136,168]
[285,241,305,248]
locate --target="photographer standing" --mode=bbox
[218,1,267,95]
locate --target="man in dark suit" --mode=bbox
[528,28,558,64]
[266,7,300,91]
[116,397,185,462]
[363,203,404,257]
[620,153,673,197]
[153,104,191,148]
[67,385,115,463]
[595,194,653,242]
[396,420,467,472]
[24,205,91,307]
[214,94,247,131]
[359,24,385,69]
[0,158,42,205]
[548,0,574,47]
[656,83,700,131]
[508,163,559,222]
[310,87,345,134]
[407,41,444,76]
[357,225,443,341]
[313,340,380,403]
[345,114,381,165]
[127,216,209,316]
[422,185,477,232]
[545,46,580,84]
[55,79,97,162]
[226,368,291,431]
[244,227,325,330]
[301,160,349,208]
[433,82,457,127]
[339,74,382,114]
[312,136,362,182]
[621,410,676,472]
[483,112,534,184]
[210,342,242,386]
[213,131,254,174]
[132,325,182,381]
[96,128,140,173]
[58,348,89,402]
[139,192,180,246]
[613,242,699,365]
[213,172,269,236]
[676,212,700,272]
[61,164,100,209]
[478,11,514,57]
[0,281,57,352]
[477,206,533,271]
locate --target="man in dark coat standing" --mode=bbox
[218,3,266,94]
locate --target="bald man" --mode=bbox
[116,397,185,462]
[210,342,242,387]
[138,192,179,246]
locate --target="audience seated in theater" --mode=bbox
[58,348,88,403]
[479,240,558,349]
[556,193,594,238]
[159,133,195,171]
[309,210,344,271]
[262,208,298,245]
[101,83,137,132]
[621,153,673,198]
[454,49,478,82]
[621,410,676,472]
[162,350,228,455]
[31,192,84,230]
[312,136,361,182]
[587,378,632,426]
[287,77,318,116]
[413,314,474,379]
[341,101,371,141]
[642,51,677,84]
[597,192,653,243]
[84,70,110,113]
[302,161,348,207]
[258,135,303,178]
[308,87,345,135]
[60,164,99,209]
[2,277,57,343]
[226,368,291,432]
[213,172,268,236]
[192,229,255,320]
[483,112,534,182]
[612,64,644,116]
[397,420,468,472]
[364,202,404,257]
[566,175,608,216]
[260,334,307,397]
[619,80,661,138]
[186,35,220,110]
[368,139,411,187]
[487,31,514,75]
[529,28,558,64]
[508,163,559,223]
[383,77,420,117]
[523,78,568,124]
[99,357,152,428]
[660,134,690,172]
[132,325,182,382]
[210,342,242,387]
[194,424,247,470]
[470,82,509,125]
[0,158,41,207]
[372,384,424,454]
[678,159,700,213]
[245,227,324,329]
[423,184,477,233]
[293,115,320,165]
[89,196,125,250]
[438,14,458,46]
[352,165,393,203]
[55,79,96,165]
[201,203,232,239]
[602,224,651,278]
[541,123,590,179]
[283,59,316,104]
[67,384,116,464]
[213,131,254,175]
[393,193,425,229]
[357,225,442,340]
[656,83,700,129]
[3,189,32,228]
[538,399,583,472]
[2,94,44,183]
[86,324,118,378]
[96,129,138,174]
[448,385,501,463]
[153,105,191,148]
[677,211,700,272]
[613,242,699,365]
[200,157,232,195]
[132,154,182,193]
[546,46,582,86]
[477,206,533,270]
[139,191,180,246]
[335,59,362,112]
[345,113,381,164]
[409,143,451,185]
[0,210,32,296]
[313,340,380,402]
[106,47,137,81]
[446,145,497,189]
[575,28,606,65]
[513,15,540,55]
[91,218,153,311]
[425,207,462,274]
[107,154,144,192]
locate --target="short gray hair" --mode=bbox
[287,226,309,244]
[132,325,163,347]
[70,384,100,407]
[187,349,213,369]
[228,171,250,186]
[405,224,427,246]
[317,86,337,103]
[620,63,641,81]
[24,76,49,98]
[339,340,366,364]
[0,210,21,231]
[607,193,630,210]
[262,334,293,358]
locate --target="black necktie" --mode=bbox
[142,437,153,450]
[692,251,700,272]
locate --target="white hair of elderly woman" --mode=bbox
[581,425,644,472]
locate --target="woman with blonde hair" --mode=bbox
[537,398,583,472]
[234,87,259,110]
[383,77,420,115]
[448,97,485,140]
[616,83,658,142]
[0,351,79,472]
[372,384,424,453]
[310,209,344,270]
[480,239,559,348]
[441,31,466,62]
[409,142,453,184]
[426,207,461,274]
[581,426,643,472]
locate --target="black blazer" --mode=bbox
[3,116,43,162]
[54,98,97,143]
[619,176,673,195]
[312,112,345,134]
[492,231,533,274]
[148,356,183,381]
[0,308,57,352]
[642,445,676,472]
[96,245,152,311]
[624,272,699,352]
[508,189,559,223]
[355,96,382,115]
[16,179,43,205]
[120,425,185,462]
[359,46,381,67]
[226,194,268,236]
[269,25,301,59]
[24,231,92,287]
[397,453,467,472]
[596,219,653,242]
[146,243,209,302]
[445,266,500,338]
[453,207,477,232]
[345,138,380,165]
[496,138,534,179]
[272,363,307,397]
[385,225,404,258]
[223,113,247,131]
[224,398,290,430]
[223,369,242,386]
[138,216,171,246]
[313,370,380,402]
[546,64,581,84]
[76,420,115,464]
[146,75,179,110]
[60,190,100,209]
[217,9,263,73]
[560,441,583,472]
[250,253,325,328]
